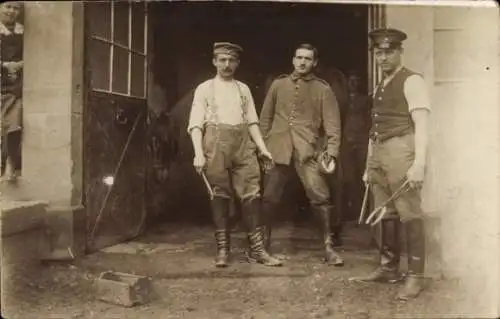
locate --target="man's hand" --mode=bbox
[406,162,425,189]
[317,151,336,174]
[362,170,369,186]
[193,154,206,174]
[259,149,273,161]
[258,149,275,172]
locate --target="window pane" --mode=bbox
[112,46,129,94]
[88,2,111,39]
[90,39,110,90]
[131,3,145,53]
[113,2,130,47]
[130,53,145,97]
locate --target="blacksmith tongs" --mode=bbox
[364,179,411,226]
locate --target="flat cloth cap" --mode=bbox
[369,28,407,50]
[213,42,243,58]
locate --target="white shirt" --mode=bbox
[381,65,431,112]
[187,77,259,132]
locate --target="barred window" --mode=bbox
[87,1,148,98]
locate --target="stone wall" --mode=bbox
[387,4,499,317]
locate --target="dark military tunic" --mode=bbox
[260,72,341,165]
[259,72,342,208]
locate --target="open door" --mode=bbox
[83,1,149,252]
[367,4,386,247]
[367,4,386,93]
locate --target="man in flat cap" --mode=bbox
[350,28,431,301]
[187,42,282,268]
[259,43,344,266]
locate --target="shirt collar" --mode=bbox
[213,75,235,84]
[290,71,315,82]
[0,22,24,35]
[382,64,404,86]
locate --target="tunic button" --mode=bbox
[374,113,378,117]
[378,97,382,100]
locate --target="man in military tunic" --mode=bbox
[0,2,23,182]
[350,28,431,301]
[187,42,282,268]
[259,43,344,266]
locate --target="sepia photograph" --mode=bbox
[0,0,499,318]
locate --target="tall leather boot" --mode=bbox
[350,218,402,282]
[312,205,344,266]
[331,205,343,247]
[243,198,283,267]
[260,200,275,251]
[398,219,426,300]
[211,197,231,268]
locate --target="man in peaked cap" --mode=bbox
[349,28,431,301]
[259,43,344,266]
[187,41,282,268]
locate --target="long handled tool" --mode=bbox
[358,184,370,225]
[201,171,214,200]
[364,180,411,226]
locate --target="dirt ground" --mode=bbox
[2,222,467,319]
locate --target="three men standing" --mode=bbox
[188,28,430,301]
[187,42,282,268]
[258,44,344,266]
[351,28,431,301]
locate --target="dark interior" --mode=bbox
[151,1,369,111]
[147,2,370,225]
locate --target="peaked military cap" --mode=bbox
[369,28,407,50]
[213,42,243,58]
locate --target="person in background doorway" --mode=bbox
[349,28,431,301]
[259,43,344,266]
[187,42,282,268]
[0,1,23,183]
[340,70,371,221]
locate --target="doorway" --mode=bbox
[146,2,371,226]
[151,2,369,109]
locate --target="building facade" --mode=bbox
[1,1,499,316]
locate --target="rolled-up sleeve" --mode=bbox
[242,84,259,126]
[321,86,342,158]
[187,84,207,133]
[404,75,431,112]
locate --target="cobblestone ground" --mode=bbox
[2,222,466,319]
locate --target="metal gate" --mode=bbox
[83,1,149,252]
